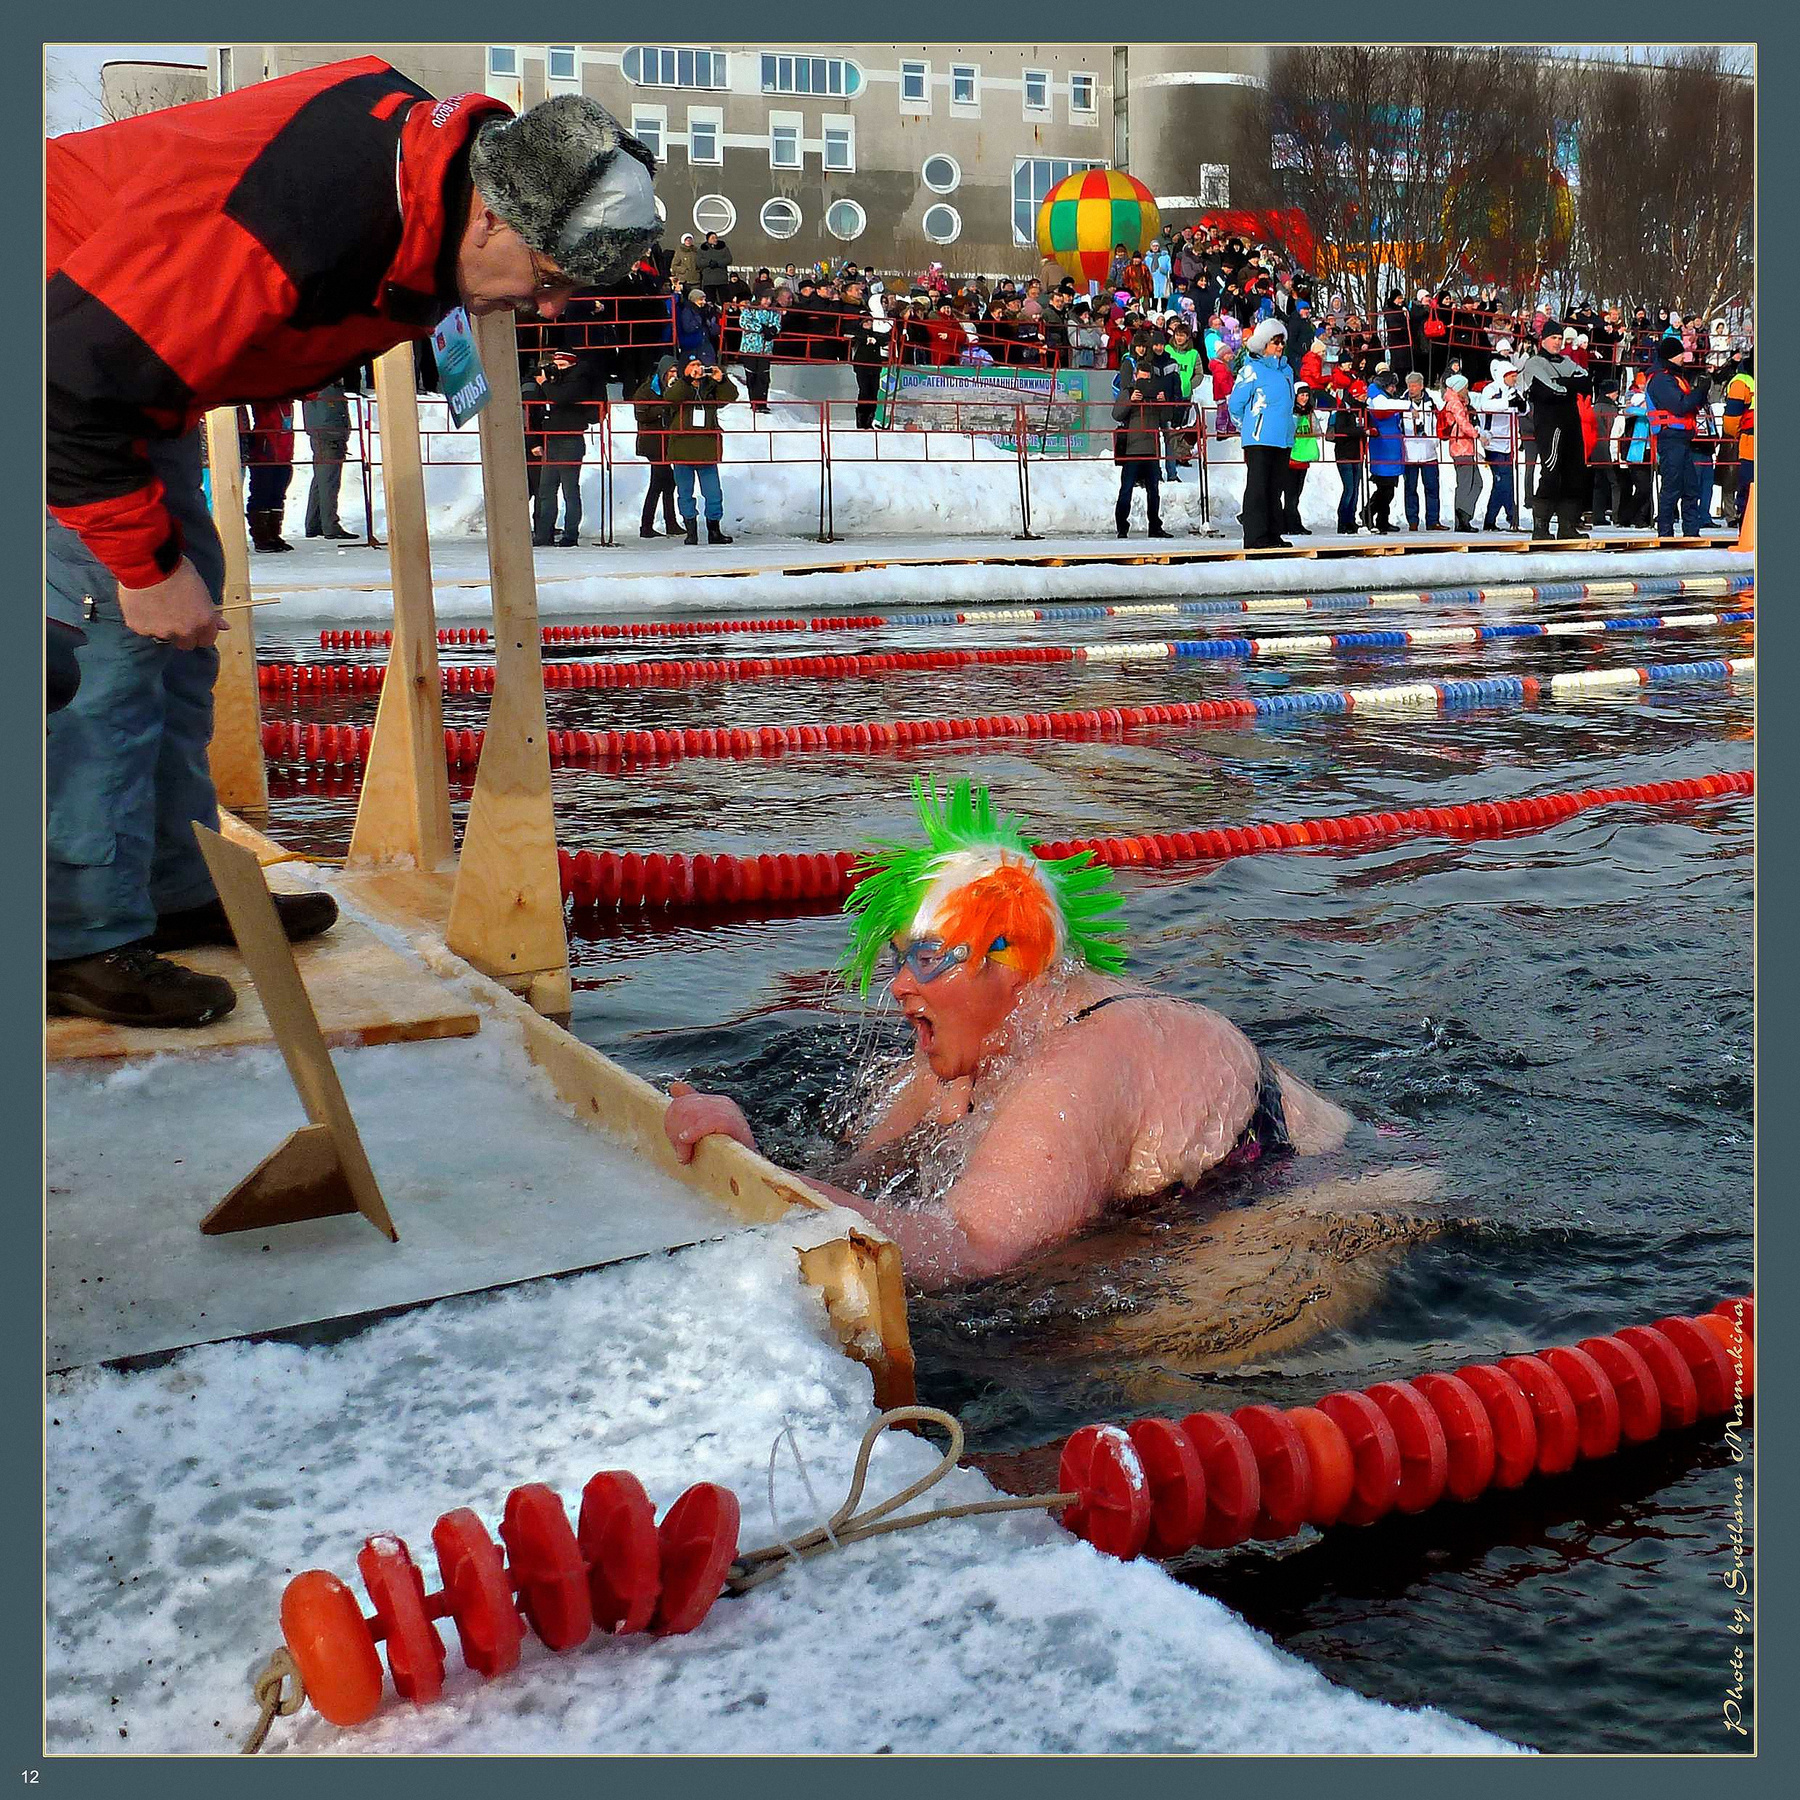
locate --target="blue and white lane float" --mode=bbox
[813,573,1754,632]
[1079,609,1752,665]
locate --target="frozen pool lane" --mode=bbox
[44,1228,1520,1756]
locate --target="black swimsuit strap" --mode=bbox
[1069,993,1140,1024]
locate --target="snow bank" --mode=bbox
[46,1226,1517,1755]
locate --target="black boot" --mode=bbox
[683,520,699,546]
[1531,503,1555,541]
[148,891,339,953]
[249,509,292,553]
[47,945,238,1029]
[1556,501,1588,540]
[707,520,734,545]
[326,523,360,541]
[639,524,661,539]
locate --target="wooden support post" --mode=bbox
[445,310,571,1016]
[192,824,397,1241]
[202,409,268,817]
[349,348,455,871]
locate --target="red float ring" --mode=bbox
[1710,1295,1753,1341]
[1615,1326,1699,1430]
[1287,1407,1355,1527]
[578,1471,661,1636]
[1576,1335,1662,1443]
[1693,1312,1753,1400]
[1316,1391,1402,1525]
[652,1483,741,1636]
[281,1570,385,1728]
[1232,1404,1313,1540]
[500,1484,595,1653]
[1364,1381,1449,1513]
[431,1508,525,1678]
[1651,1315,1737,1416]
[1497,1355,1580,1476]
[1410,1372,1497,1501]
[1125,1419,1208,1557]
[1180,1412,1262,1547]
[1059,1424,1152,1559]
[356,1534,446,1704]
[1541,1345,1622,1460]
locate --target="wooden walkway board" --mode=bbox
[45,911,479,1064]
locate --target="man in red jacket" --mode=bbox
[47,59,659,1026]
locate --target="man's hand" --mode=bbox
[117,558,226,651]
[664,1080,757,1163]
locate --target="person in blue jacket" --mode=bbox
[1227,316,1298,549]
[1361,367,1407,532]
[1646,333,1717,539]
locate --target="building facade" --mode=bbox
[194,43,1269,275]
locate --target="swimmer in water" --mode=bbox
[665,777,1353,1290]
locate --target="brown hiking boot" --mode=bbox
[47,945,237,1028]
[146,891,339,953]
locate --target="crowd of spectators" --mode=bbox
[423,217,1757,546]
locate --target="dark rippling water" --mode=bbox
[262,583,1754,1754]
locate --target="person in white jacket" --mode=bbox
[1475,358,1525,530]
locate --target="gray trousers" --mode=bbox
[46,432,225,960]
[305,430,349,534]
[1453,460,1483,522]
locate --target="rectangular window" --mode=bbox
[547,46,578,82]
[687,108,722,164]
[900,61,929,106]
[632,109,664,160]
[1070,73,1096,114]
[1013,155,1107,244]
[633,47,726,89]
[823,117,854,172]
[951,63,978,106]
[488,46,518,77]
[771,121,802,169]
[1198,162,1231,208]
[1023,69,1050,113]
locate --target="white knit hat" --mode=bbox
[1246,317,1288,354]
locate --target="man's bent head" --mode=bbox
[459,94,659,316]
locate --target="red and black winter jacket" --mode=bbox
[47,58,511,588]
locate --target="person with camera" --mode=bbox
[1646,333,1719,540]
[523,348,604,547]
[1112,368,1172,540]
[1227,317,1298,550]
[665,354,739,544]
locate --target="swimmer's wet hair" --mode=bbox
[842,777,1127,996]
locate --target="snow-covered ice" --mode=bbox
[46,1227,1520,1755]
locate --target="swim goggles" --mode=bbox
[886,936,1013,983]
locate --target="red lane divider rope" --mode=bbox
[1054,1294,1753,1562]
[260,647,1079,696]
[319,622,820,648]
[554,770,1753,913]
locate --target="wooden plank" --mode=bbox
[445,311,570,1011]
[349,348,455,871]
[202,410,268,817]
[797,1233,916,1409]
[191,825,396,1240]
[46,906,479,1064]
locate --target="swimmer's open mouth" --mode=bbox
[904,1008,935,1052]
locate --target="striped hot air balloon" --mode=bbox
[1036,169,1162,284]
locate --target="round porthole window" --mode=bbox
[760,197,802,240]
[922,204,961,245]
[826,199,866,241]
[693,194,737,236]
[922,155,961,194]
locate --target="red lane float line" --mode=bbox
[1054,1295,1753,1562]
[554,771,1753,913]
[262,646,1079,697]
[318,621,817,648]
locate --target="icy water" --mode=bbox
[261,584,1754,1754]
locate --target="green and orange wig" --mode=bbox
[842,778,1128,996]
